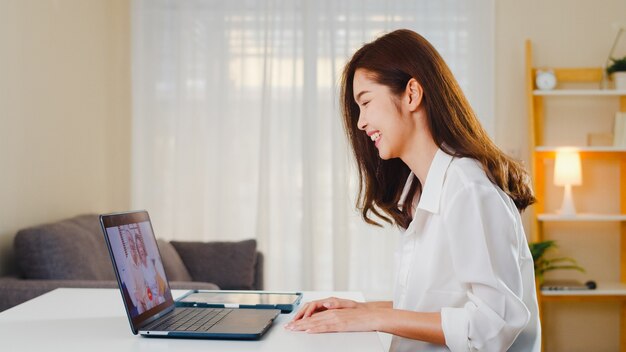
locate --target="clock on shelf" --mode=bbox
[535,69,557,90]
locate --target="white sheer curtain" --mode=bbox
[132,0,494,298]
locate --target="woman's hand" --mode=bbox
[292,297,363,320]
[285,297,382,333]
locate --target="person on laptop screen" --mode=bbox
[285,29,541,352]
[109,223,170,315]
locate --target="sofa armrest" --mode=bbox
[0,277,219,312]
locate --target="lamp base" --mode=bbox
[558,184,577,216]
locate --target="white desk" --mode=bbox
[0,288,387,352]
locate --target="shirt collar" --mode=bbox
[398,148,454,214]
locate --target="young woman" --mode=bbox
[285,29,541,351]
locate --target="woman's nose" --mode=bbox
[357,114,367,130]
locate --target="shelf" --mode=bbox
[533,89,626,96]
[527,41,626,351]
[535,146,626,152]
[537,213,626,221]
[541,282,626,301]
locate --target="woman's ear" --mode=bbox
[405,78,423,111]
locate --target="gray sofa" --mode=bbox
[0,214,263,312]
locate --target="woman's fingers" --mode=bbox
[296,297,350,319]
[304,301,322,318]
[292,300,328,321]
[288,297,362,332]
[322,297,358,309]
[286,307,376,333]
[287,309,332,332]
[292,302,309,321]
[291,301,322,321]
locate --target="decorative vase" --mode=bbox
[613,71,626,90]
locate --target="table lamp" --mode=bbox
[554,149,582,216]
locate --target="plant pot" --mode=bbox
[612,71,626,90]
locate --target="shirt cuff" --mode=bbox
[441,307,470,352]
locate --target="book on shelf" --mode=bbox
[587,132,613,146]
[613,112,626,147]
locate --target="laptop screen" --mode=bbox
[101,211,174,330]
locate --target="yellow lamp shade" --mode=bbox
[554,149,582,186]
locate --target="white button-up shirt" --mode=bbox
[390,149,540,352]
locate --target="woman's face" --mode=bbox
[353,69,416,160]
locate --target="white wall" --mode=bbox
[0,0,131,275]
[495,1,626,351]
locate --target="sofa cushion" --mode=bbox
[171,239,257,290]
[156,240,193,282]
[14,214,115,280]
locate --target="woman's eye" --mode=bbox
[362,101,370,106]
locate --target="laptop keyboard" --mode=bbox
[149,307,232,332]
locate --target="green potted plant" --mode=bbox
[529,240,585,284]
[606,56,626,90]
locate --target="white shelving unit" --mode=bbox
[526,40,626,351]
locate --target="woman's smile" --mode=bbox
[369,131,382,147]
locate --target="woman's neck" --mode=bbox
[400,113,438,185]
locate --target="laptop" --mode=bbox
[100,210,280,339]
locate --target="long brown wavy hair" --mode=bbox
[340,29,535,230]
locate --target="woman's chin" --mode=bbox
[377,150,392,160]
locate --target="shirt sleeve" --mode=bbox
[440,183,531,352]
